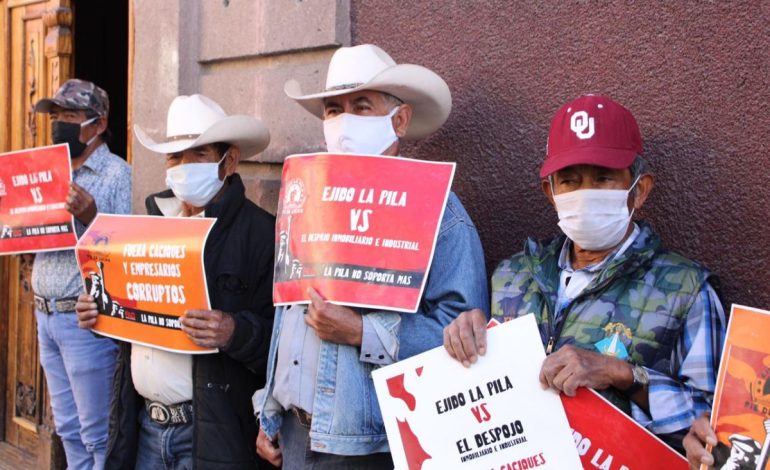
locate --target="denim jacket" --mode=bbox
[254,192,488,456]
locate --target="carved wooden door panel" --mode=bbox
[0,1,72,468]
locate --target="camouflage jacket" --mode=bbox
[491,222,718,412]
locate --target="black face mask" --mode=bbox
[51,121,87,158]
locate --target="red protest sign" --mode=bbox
[273,153,455,312]
[562,388,687,469]
[76,214,217,354]
[0,144,77,254]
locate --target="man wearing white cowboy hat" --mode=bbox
[75,94,276,469]
[254,44,488,468]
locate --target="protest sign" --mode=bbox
[706,304,770,469]
[0,144,77,254]
[273,153,454,312]
[372,314,582,470]
[76,214,216,353]
[562,388,687,469]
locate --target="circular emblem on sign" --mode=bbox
[282,178,306,214]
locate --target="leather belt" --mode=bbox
[34,295,78,314]
[291,407,313,427]
[145,399,193,426]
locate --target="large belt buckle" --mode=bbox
[147,401,172,425]
[57,299,77,313]
[34,296,50,314]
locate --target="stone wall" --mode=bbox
[131,0,350,214]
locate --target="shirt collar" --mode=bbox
[154,195,183,216]
[153,195,206,218]
[558,223,641,274]
[79,143,111,173]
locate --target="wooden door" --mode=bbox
[0,1,72,468]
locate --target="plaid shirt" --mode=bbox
[631,283,725,434]
[31,144,132,300]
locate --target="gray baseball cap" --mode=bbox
[34,79,109,117]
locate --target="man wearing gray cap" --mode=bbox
[33,78,131,469]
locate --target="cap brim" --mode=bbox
[134,115,270,158]
[539,148,638,178]
[34,98,64,114]
[284,64,451,140]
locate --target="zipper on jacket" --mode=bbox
[543,301,556,355]
[545,336,556,355]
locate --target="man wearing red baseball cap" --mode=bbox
[443,95,726,451]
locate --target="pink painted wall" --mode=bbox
[352,1,770,309]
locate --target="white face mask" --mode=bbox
[165,152,226,208]
[553,177,640,251]
[82,117,100,146]
[323,107,399,155]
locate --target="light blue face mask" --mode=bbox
[165,152,227,208]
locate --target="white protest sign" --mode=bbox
[373,314,582,470]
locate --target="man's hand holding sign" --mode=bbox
[66,181,98,226]
[305,287,363,345]
[539,345,641,402]
[179,309,236,349]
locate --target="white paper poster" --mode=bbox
[372,314,582,470]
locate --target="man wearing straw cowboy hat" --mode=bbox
[254,44,488,468]
[75,94,276,469]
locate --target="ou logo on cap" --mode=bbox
[570,111,595,140]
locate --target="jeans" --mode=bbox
[135,408,193,470]
[280,412,393,470]
[36,309,118,470]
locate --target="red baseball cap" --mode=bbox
[540,95,642,178]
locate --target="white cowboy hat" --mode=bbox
[284,44,452,140]
[134,94,270,157]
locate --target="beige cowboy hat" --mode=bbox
[284,44,452,140]
[134,94,270,157]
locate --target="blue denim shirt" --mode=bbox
[254,192,488,456]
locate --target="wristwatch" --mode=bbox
[623,364,649,396]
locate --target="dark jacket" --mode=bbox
[105,174,275,469]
